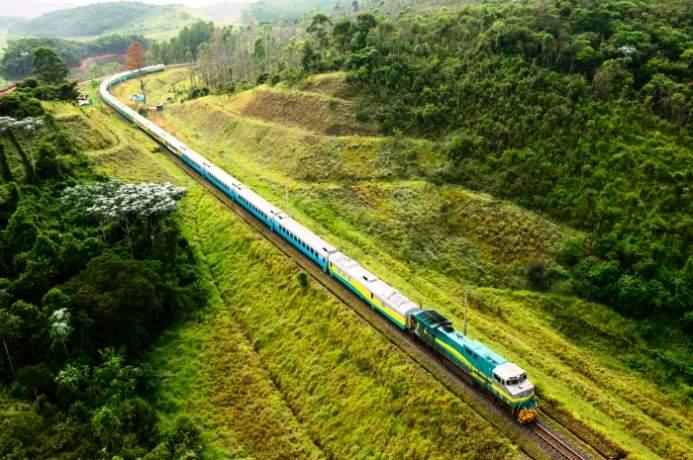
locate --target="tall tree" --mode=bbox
[0,291,20,377]
[0,116,43,183]
[0,144,13,182]
[126,41,147,100]
[125,41,146,70]
[32,47,69,84]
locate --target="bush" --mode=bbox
[527,260,549,290]
[355,110,371,123]
[297,271,309,291]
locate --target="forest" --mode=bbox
[158,0,692,327]
[0,49,207,458]
[1,34,150,80]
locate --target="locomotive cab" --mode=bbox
[493,362,537,423]
[492,362,535,399]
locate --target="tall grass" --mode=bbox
[51,97,522,459]
[103,69,693,459]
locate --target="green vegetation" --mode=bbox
[184,0,693,329]
[8,2,200,39]
[0,68,206,458]
[32,48,68,84]
[242,0,346,23]
[47,82,525,459]
[1,34,149,80]
[147,21,214,65]
[306,0,693,325]
[119,67,692,458]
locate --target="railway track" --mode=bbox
[101,93,612,460]
[533,422,589,460]
[163,147,611,460]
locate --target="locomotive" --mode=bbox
[100,65,538,424]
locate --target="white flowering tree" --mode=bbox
[0,116,44,182]
[49,307,72,355]
[62,180,186,243]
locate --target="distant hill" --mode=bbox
[0,17,25,29]
[8,2,202,38]
[240,0,476,23]
[195,1,254,22]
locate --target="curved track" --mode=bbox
[101,69,613,460]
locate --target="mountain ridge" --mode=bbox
[8,2,202,38]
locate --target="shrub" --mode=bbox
[297,271,309,291]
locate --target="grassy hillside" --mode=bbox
[44,86,528,459]
[112,68,693,459]
[8,2,201,39]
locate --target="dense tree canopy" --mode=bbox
[0,77,206,458]
[179,0,693,324]
[32,48,69,84]
[147,20,214,65]
[1,34,150,80]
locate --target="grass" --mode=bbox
[112,67,191,106]
[46,88,524,459]
[102,69,693,459]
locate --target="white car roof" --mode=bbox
[276,214,336,255]
[330,252,420,317]
[493,362,526,380]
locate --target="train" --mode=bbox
[99,65,539,424]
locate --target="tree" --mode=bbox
[125,41,146,71]
[354,13,377,49]
[0,290,20,377]
[32,47,68,84]
[49,307,72,356]
[333,19,355,54]
[0,144,13,182]
[308,13,333,51]
[125,41,147,101]
[0,116,44,183]
[62,180,186,243]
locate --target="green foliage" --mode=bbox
[147,20,214,65]
[0,81,206,458]
[1,34,150,80]
[279,0,693,323]
[0,92,44,118]
[243,0,345,23]
[297,270,309,290]
[32,48,68,84]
